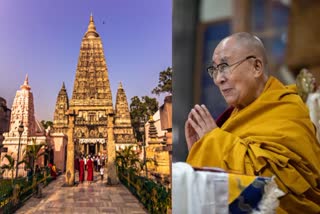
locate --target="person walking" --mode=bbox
[97,156,101,172]
[79,156,85,183]
[84,155,87,171]
[87,156,94,182]
[92,155,96,172]
[100,166,104,181]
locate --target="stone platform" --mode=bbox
[15,171,148,214]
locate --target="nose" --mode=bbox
[213,71,226,85]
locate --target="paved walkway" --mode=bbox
[15,171,148,214]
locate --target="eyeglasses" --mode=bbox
[207,55,256,79]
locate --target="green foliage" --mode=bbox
[1,154,22,185]
[115,146,170,213]
[0,180,13,201]
[130,96,158,141]
[130,67,172,141]
[40,120,53,129]
[116,145,157,177]
[24,138,46,188]
[152,67,172,96]
[0,173,54,213]
[118,170,171,213]
[116,145,142,174]
[24,139,46,169]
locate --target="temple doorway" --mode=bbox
[89,144,95,155]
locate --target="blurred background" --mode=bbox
[173,0,320,161]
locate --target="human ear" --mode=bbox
[253,58,263,77]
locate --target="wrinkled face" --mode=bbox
[212,38,259,109]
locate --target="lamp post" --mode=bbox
[142,135,147,178]
[139,119,147,178]
[15,122,24,179]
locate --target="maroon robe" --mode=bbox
[216,106,234,127]
[75,158,79,171]
[51,165,57,179]
[87,159,93,181]
[79,159,85,182]
[48,163,57,179]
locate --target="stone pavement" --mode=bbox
[15,171,148,214]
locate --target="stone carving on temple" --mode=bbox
[53,82,69,135]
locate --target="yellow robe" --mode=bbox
[187,76,320,213]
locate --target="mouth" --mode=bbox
[221,88,232,95]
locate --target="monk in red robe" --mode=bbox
[48,163,57,179]
[51,164,57,179]
[87,156,93,182]
[79,156,85,183]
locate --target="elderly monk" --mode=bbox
[185,32,320,213]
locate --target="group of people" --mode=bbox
[77,154,107,183]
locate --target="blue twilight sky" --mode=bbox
[0,0,172,121]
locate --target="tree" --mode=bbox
[1,154,23,184]
[143,96,159,116]
[130,96,158,141]
[24,138,46,186]
[40,120,53,129]
[116,145,156,177]
[116,145,141,173]
[152,67,172,96]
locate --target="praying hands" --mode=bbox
[185,104,217,151]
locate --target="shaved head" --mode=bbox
[215,32,268,74]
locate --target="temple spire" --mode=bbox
[118,82,123,89]
[24,74,29,85]
[85,13,99,38]
[20,74,31,90]
[62,82,66,90]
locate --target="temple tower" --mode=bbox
[69,14,114,155]
[53,82,69,134]
[9,74,36,137]
[2,75,48,177]
[114,82,136,149]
